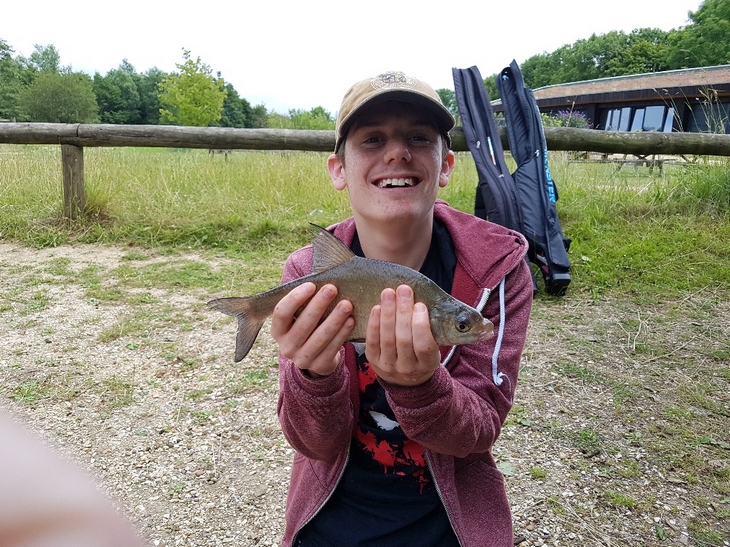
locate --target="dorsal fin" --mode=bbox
[310,223,355,273]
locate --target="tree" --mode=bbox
[436,88,458,119]
[18,70,98,123]
[93,60,142,124]
[0,39,25,120]
[217,82,252,127]
[605,28,671,75]
[28,44,61,72]
[484,75,500,102]
[521,27,674,88]
[668,0,730,67]
[158,49,226,126]
[249,104,269,128]
[137,67,167,125]
[267,106,334,130]
[521,51,566,88]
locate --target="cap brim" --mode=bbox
[336,91,454,152]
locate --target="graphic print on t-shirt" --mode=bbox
[353,349,430,490]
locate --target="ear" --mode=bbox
[327,153,347,191]
[438,150,456,188]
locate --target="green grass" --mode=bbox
[1,145,728,300]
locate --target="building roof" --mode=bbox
[505,65,730,109]
[492,65,730,112]
[535,65,730,98]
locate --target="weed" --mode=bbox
[545,495,566,515]
[230,369,275,394]
[1,148,728,299]
[574,428,602,455]
[186,388,212,401]
[616,458,641,479]
[12,381,48,404]
[604,490,638,509]
[556,361,599,383]
[20,291,50,315]
[100,376,135,408]
[192,410,213,424]
[529,467,548,479]
[688,521,727,547]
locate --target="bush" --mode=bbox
[542,110,592,129]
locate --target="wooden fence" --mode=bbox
[1,122,730,219]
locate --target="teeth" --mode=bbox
[377,178,415,188]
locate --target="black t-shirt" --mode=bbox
[295,220,460,547]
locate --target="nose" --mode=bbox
[384,138,411,163]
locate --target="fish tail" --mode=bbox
[207,297,266,362]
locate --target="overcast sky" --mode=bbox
[1,0,703,115]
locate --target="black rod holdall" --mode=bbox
[453,62,571,296]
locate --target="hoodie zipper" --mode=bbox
[425,450,464,547]
[428,286,490,546]
[290,422,352,545]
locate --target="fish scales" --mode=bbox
[208,225,493,362]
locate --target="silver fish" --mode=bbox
[208,225,494,362]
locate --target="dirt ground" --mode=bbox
[1,241,728,546]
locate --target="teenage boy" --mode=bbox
[270,71,533,547]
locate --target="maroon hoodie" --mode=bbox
[277,200,533,546]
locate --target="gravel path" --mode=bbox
[1,242,728,546]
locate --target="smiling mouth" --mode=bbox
[376,177,418,188]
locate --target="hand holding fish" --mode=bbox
[207,225,493,364]
[365,285,441,387]
[270,282,355,377]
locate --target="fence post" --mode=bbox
[61,144,85,219]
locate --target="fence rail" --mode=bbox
[2,123,730,218]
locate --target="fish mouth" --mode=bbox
[375,177,420,189]
[478,321,495,341]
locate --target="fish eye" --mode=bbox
[456,322,470,332]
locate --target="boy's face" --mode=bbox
[328,101,455,227]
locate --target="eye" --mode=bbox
[456,322,470,332]
[409,134,434,145]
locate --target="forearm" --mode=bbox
[383,365,502,457]
[277,350,354,460]
[385,262,533,457]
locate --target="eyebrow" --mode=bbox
[350,118,439,132]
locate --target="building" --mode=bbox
[495,65,730,134]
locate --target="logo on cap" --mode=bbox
[371,71,417,91]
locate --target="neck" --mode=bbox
[355,214,434,270]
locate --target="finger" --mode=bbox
[395,285,417,363]
[411,302,438,361]
[299,300,355,375]
[314,307,356,374]
[285,284,338,341]
[273,284,339,362]
[378,288,398,366]
[365,304,382,365]
[302,298,353,354]
[270,282,317,338]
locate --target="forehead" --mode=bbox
[348,100,440,133]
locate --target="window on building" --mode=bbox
[618,107,632,131]
[699,102,730,133]
[663,107,675,132]
[631,109,645,132]
[643,106,666,131]
[604,109,617,130]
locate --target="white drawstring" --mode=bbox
[491,278,507,386]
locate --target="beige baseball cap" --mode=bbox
[334,71,455,152]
